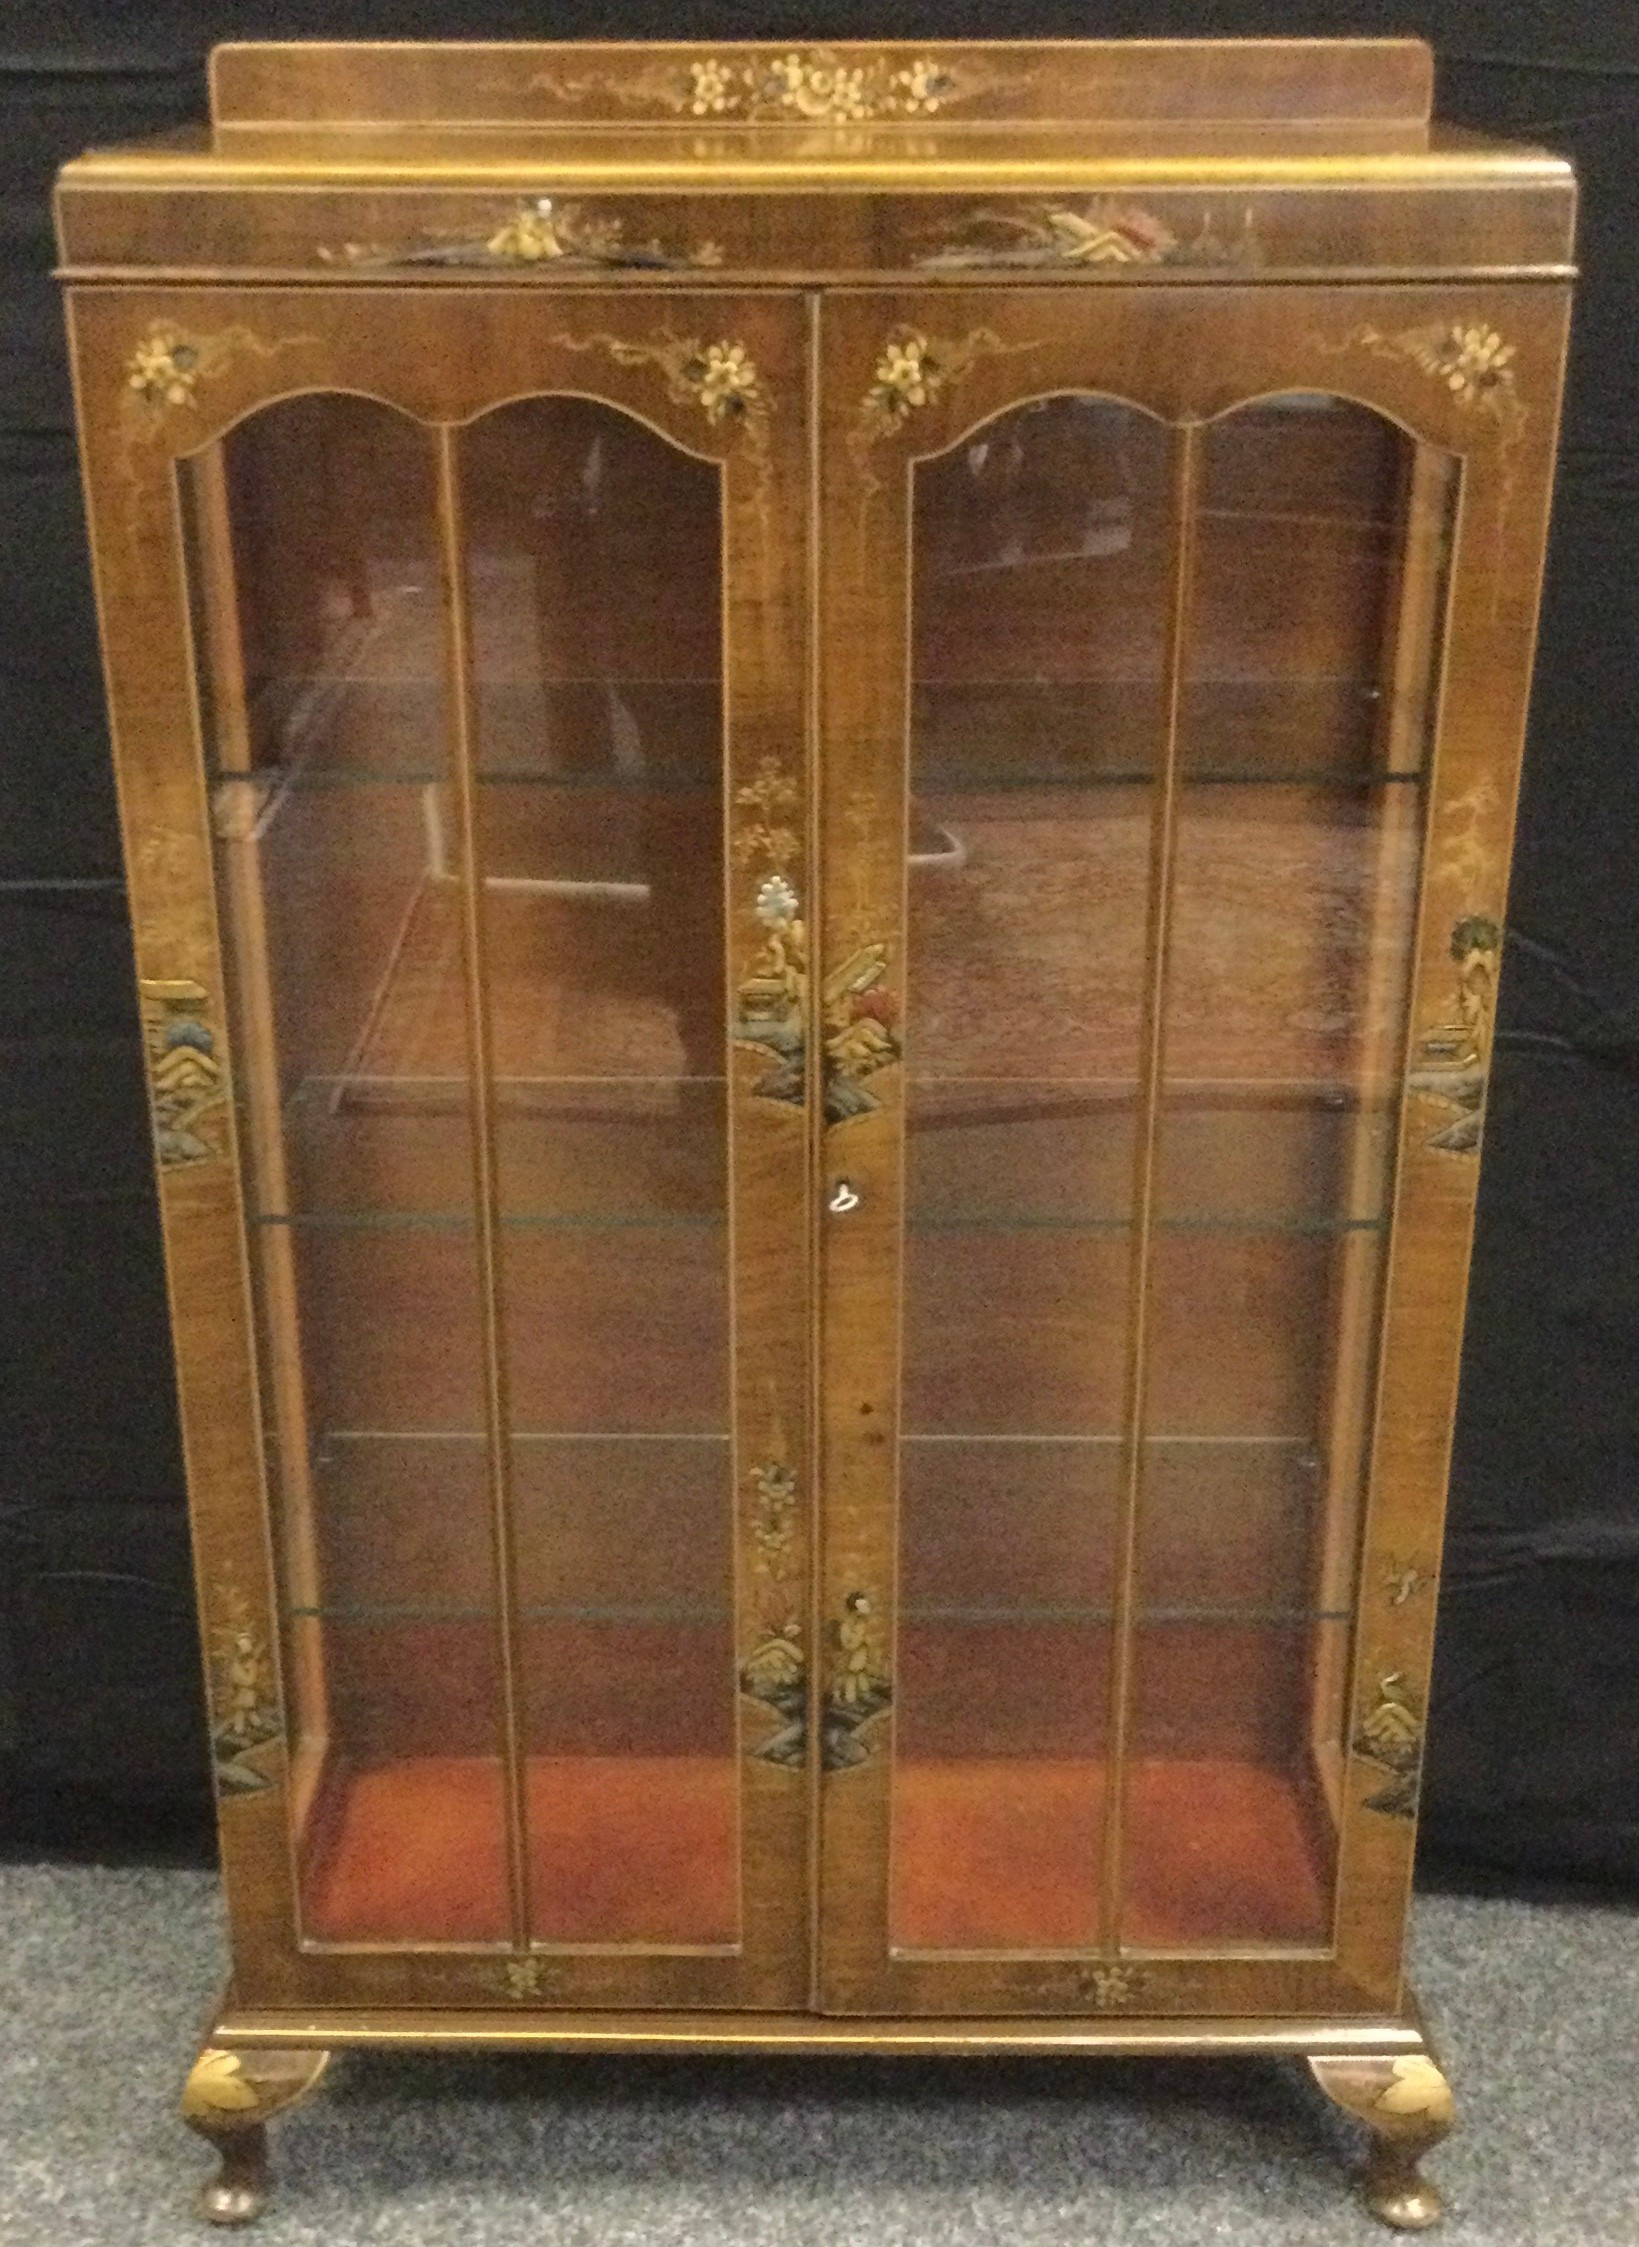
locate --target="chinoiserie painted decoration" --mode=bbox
[1355,1671,1427,1820]
[320,199,727,272]
[139,979,228,1168]
[823,1590,893,1769]
[1410,916,1501,1153]
[919,201,1261,271]
[741,1460,807,1765]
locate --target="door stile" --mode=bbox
[432,424,532,1950]
[713,294,815,2008]
[813,295,915,2011]
[803,287,828,2012]
[1101,420,1203,1955]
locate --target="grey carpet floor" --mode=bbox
[1,1865,1634,2245]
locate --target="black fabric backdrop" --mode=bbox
[2,0,1635,1882]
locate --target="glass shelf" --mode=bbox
[213,765,722,793]
[286,1599,1349,1627]
[254,1208,1382,1236]
[913,766,1423,792]
[902,1431,1317,1446]
[906,1213,1387,1236]
[289,1600,730,1624]
[901,1603,1352,1625]
[314,1429,731,1444]
[251,1210,722,1231]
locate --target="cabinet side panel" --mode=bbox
[64,288,302,1995]
[1332,285,1572,2004]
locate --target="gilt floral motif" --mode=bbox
[1078,1964,1147,2006]
[1382,1555,1436,1609]
[126,329,203,408]
[575,48,997,122]
[691,341,764,422]
[554,330,771,458]
[851,326,1033,490]
[500,1956,561,2000]
[859,329,997,436]
[732,758,801,871]
[122,321,303,430]
[1343,319,1523,429]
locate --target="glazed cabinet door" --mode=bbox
[68,287,812,2012]
[815,285,1566,2016]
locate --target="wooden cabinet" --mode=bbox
[57,37,1573,2228]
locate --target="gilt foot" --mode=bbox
[181,2044,330,2225]
[1308,2051,1455,2229]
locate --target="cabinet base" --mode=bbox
[214,1999,1424,2058]
[191,1997,1452,2228]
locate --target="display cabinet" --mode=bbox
[57,37,1573,2229]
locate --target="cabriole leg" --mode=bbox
[181,2045,330,2225]
[1307,2051,1455,2230]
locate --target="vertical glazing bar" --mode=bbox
[1099,419,1203,1953]
[434,423,531,1948]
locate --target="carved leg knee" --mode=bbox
[182,2046,330,2226]
[1308,2052,1455,2230]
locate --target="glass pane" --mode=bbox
[1124,401,1454,1950]
[459,397,737,1946]
[300,1618,508,1943]
[893,399,1175,1951]
[187,397,506,1945]
[1124,1621,1350,1946]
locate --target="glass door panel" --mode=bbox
[457,398,737,1948]
[830,306,1458,1989]
[172,290,806,2003]
[185,395,508,1944]
[893,399,1175,1952]
[1123,401,1455,1950]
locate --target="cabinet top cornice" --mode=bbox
[201,39,1439,134]
[54,39,1575,285]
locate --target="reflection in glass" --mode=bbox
[460,398,736,1945]
[894,400,1173,1950]
[189,396,503,1944]
[1122,402,1450,1949]
[190,390,739,1951]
